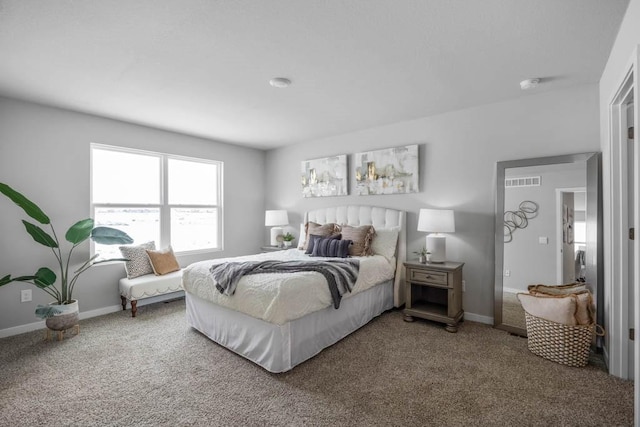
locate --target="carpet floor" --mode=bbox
[0,299,633,426]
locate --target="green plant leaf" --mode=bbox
[34,267,56,287]
[0,274,13,286]
[7,275,38,282]
[22,220,58,248]
[65,218,94,244]
[0,183,50,224]
[91,227,133,245]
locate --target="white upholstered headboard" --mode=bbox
[304,205,406,307]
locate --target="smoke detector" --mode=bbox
[520,78,540,90]
[269,77,292,88]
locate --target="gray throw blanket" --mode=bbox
[209,259,360,309]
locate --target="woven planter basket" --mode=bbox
[524,312,596,367]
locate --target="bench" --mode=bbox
[119,270,184,317]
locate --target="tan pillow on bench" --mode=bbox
[146,246,180,275]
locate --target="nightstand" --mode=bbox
[403,261,464,332]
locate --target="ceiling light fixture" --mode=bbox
[520,78,540,90]
[269,77,291,88]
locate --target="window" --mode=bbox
[90,144,222,259]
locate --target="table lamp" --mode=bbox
[417,209,455,263]
[265,210,289,246]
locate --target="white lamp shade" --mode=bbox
[417,209,455,233]
[265,210,289,226]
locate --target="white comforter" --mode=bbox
[182,249,395,325]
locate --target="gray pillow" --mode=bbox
[119,241,156,279]
[311,237,352,258]
[305,233,341,255]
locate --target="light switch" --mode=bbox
[538,236,548,245]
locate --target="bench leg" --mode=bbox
[121,296,127,311]
[131,300,137,318]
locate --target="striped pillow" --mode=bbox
[311,237,352,258]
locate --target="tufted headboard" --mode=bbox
[304,205,406,307]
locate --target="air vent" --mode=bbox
[505,176,541,188]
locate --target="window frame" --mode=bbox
[90,143,224,257]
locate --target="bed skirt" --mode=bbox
[185,279,394,373]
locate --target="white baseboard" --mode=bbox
[0,304,120,339]
[503,287,525,294]
[0,291,185,339]
[464,312,493,325]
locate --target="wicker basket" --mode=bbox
[524,312,595,367]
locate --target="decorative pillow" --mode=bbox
[305,233,341,255]
[311,237,352,258]
[119,241,156,279]
[340,224,375,256]
[370,227,400,261]
[297,223,306,249]
[571,292,594,325]
[517,293,578,326]
[529,289,594,325]
[303,222,339,250]
[145,246,181,276]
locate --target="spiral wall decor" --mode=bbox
[504,200,539,243]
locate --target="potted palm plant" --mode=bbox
[0,183,133,332]
[282,232,295,248]
[413,247,431,264]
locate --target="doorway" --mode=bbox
[555,188,587,285]
[607,48,638,384]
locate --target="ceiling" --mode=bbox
[0,0,629,150]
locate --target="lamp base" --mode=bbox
[270,227,283,246]
[426,234,446,263]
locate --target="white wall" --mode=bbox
[0,97,265,331]
[265,84,600,320]
[503,165,586,292]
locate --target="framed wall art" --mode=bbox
[301,154,348,197]
[355,144,419,195]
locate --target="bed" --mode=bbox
[183,205,406,372]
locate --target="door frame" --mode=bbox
[606,47,638,385]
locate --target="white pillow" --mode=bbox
[370,227,399,261]
[297,223,306,249]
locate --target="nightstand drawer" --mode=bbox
[409,269,448,286]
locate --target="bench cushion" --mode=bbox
[119,270,183,300]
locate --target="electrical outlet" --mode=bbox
[505,269,511,277]
[21,289,32,303]
[462,280,466,292]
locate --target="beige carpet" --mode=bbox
[0,299,633,426]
